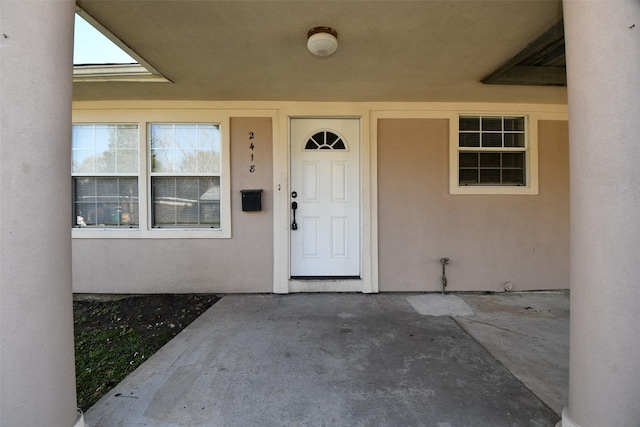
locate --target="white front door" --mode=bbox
[290,118,360,278]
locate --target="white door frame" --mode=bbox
[273,108,377,294]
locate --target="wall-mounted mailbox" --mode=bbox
[240,189,263,211]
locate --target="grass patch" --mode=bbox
[74,294,220,411]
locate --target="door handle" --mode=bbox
[291,201,298,230]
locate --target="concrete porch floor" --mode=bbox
[84,292,569,427]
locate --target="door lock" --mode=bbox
[291,191,299,229]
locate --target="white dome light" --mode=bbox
[307,27,338,57]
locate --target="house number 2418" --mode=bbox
[249,132,256,173]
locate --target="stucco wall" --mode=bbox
[72,109,569,294]
[377,119,569,292]
[73,117,274,293]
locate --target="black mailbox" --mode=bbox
[240,189,263,211]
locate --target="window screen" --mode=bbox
[458,116,526,186]
[150,123,221,228]
[72,124,139,227]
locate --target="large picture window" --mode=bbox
[72,124,139,227]
[150,123,221,228]
[72,109,232,238]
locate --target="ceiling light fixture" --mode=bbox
[307,27,338,57]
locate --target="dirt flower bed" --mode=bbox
[74,294,220,411]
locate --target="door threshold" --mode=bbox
[288,278,365,293]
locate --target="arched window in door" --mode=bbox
[305,131,346,150]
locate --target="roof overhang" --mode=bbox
[73,64,170,83]
[73,0,567,104]
[483,20,566,86]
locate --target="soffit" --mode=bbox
[73,0,566,104]
[483,20,566,86]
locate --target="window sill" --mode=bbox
[71,227,231,239]
[449,184,539,195]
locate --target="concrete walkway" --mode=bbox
[85,292,568,427]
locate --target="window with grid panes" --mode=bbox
[150,123,221,228]
[458,115,527,186]
[72,124,139,227]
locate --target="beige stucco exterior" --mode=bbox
[2,2,639,426]
[562,1,640,425]
[73,116,274,294]
[377,119,569,292]
[70,102,569,294]
[0,1,80,426]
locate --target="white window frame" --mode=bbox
[72,111,231,239]
[71,123,141,229]
[449,113,539,195]
[148,122,223,229]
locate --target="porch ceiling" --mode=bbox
[73,0,566,104]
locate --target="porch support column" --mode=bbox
[561,1,640,426]
[0,1,81,426]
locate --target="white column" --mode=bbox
[0,1,81,426]
[562,1,640,426]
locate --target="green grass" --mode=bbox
[73,294,219,411]
[75,321,153,410]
